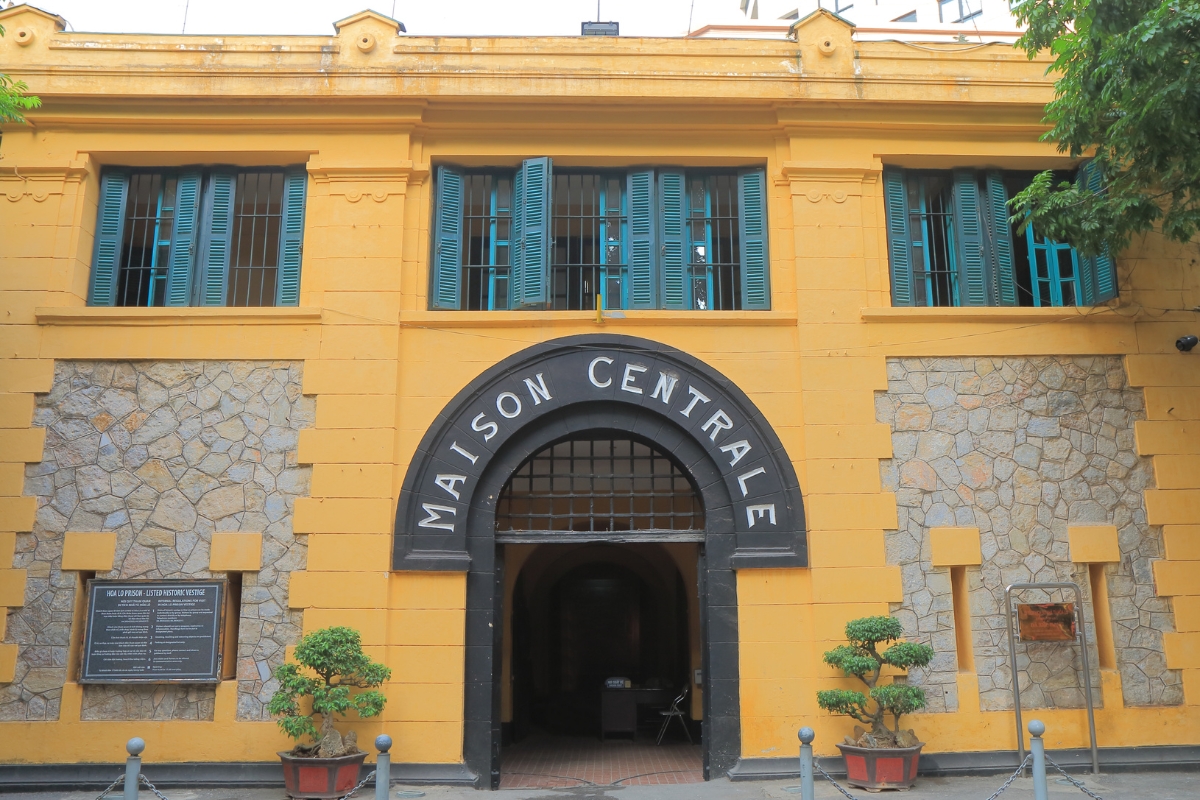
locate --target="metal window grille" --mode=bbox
[116,172,177,307]
[461,174,512,310]
[906,174,959,307]
[687,174,741,311]
[550,173,626,310]
[496,436,704,533]
[228,171,285,307]
[1026,229,1080,307]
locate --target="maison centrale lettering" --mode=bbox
[414,351,785,537]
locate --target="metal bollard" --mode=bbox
[124,737,144,800]
[375,734,392,800]
[1029,720,1049,800]
[797,727,815,800]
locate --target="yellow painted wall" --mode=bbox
[1,3,1198,769]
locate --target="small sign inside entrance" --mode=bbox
[1016,602,1076,642]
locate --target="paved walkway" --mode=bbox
[4,769,1196,800]
[499,735,702,788]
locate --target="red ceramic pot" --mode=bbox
[836,742,924,791]
[278,751,368,800]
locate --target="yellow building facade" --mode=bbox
[2,2,1199,789]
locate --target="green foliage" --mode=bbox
[267,627,392,744]
[1010,0,1200,258]
[0,24,41,124]
[815,616,933,740]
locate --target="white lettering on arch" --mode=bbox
[472,413,498,442]
[736,467,766,498]
[419,503,457,532]
[434,474,467,500]
[588,356,614,388]
[746,504,777,527]
[680,386,711,418]
[650,372,679,404]
[621,363,648,395]
[719,439,752,467]
[496,392,522,419]
[524,373,552,405]
[701,409,733,442]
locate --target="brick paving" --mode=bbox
[499,733,703,788]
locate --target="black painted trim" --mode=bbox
[727,745,1200,781]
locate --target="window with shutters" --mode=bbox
[883,164,1117,308]
[87,167,307,308]
[430,160,770,311]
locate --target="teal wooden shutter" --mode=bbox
[738,168,770,310]
[883,169,915,307]
[510,167,525,305]
[658,170,687,309]
[952,170,988,307]
[627,170,656,309]
[88,170,129,306]
[165,170,202,306]
[984,171,1017,306]
[277,169,307,306]
[430,166,464,310]
[1075,161,1118,303]
[513,157,551,308]
[199,170,236,306]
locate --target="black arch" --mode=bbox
[391,334,807,787]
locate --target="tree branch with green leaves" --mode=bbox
[0,23,41,124]
[1009,0,1200,258]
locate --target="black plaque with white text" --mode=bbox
[81,580,224,683]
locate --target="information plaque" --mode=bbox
[1016,602,1077,642]
[81,580,225,683]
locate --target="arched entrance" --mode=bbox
[393,335,806,788]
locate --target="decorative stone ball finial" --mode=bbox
[375,734,392,753]
[798,727,815,745]
[127,737,146,756]
[1028,719,1046,738]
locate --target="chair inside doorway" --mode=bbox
[497,434,705,788]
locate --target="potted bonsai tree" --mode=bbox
[268,626,392,800]
[816,616,935,791]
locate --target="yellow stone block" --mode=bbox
[811,566,902,603]
[1153,561,1200,596]
[316,395,396,429]
[320,325,398,361]
[307,533,391,572]
[388,609,466,646]
[389,572,467,610]
[0,568,28,606]
[387,645,465,684]
[61,532,117,571]
[0,531,15,567]
[1127,355,1200,388]
[1136,422,1200,456]
[1183,669,1200,706]
[803,391,877,425]
[1154,456,1200,489]
[302,609,388,644]
[294,497,393,534]
[311,464,393,498]
[0,360,54,393]
[288,570,388,609]
[806,492,897,530]
[736,568,812,606]
[930,527,982,567]
[1145,489,1200,525]
[805,424,893,459]
[813,603,892,641]
[0,394,33,428]
[1174,597,1200,633]
[0,643,17,683]
[302,360,398,395]
[1164,526,1200,561]
[1144,387,1200,420]
[739,641,809,679]
[1163,632,1200,669]
[381,682,464,722]
[1068,526,1120,564]
[0,428,45,462]
[808,530,886,567]
[0,463,23,495]
[388,720,463,764]
[801,356,887,391]
[297,428,394,465]
[804,459,882,495]
[0,496,36,532]
[209,532,263,572]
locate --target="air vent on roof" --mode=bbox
[582,21,619,36]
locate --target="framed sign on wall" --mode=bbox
[80,579,226,683]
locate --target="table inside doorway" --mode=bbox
[600,687,677,739]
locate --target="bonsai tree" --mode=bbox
[816,616,934,748]
[268,626,392,758]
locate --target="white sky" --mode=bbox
[20,1,753,37]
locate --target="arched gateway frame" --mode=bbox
[393,334,807,788]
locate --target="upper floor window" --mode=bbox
[883,165,1117,308]
[88,167,307,307]
[430,158,770,311]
